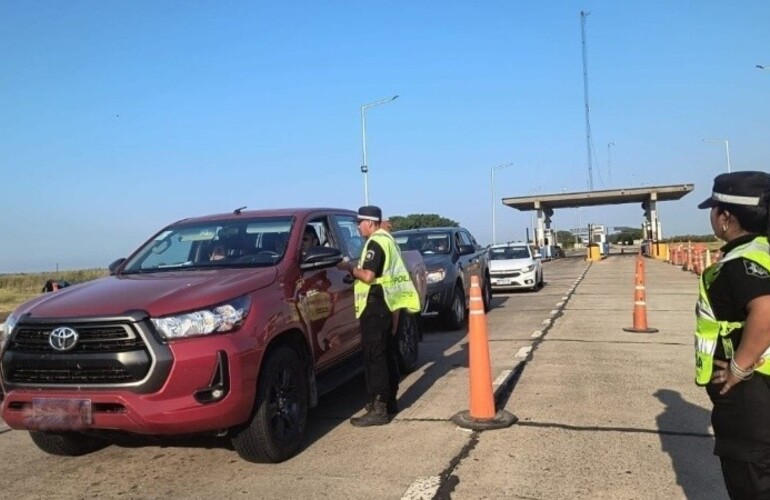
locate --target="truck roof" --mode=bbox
[173,207,358,225]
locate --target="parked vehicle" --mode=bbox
[488,242,544,292]
[392,227,491,330]
[0,208,426,463]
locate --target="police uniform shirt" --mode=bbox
[361,239,386,303]
[706,233,770,461]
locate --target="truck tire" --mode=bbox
[232,346,308,463]
[445,284,466,331]
[29,431,108,456]
[397,311,420,374]
[482,276,493,312]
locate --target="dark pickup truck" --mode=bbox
[0,208,426,463]
[392,227,491,329]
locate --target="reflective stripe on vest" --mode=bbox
[695,236,770,385]
[354,229,421,318]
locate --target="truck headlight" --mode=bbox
[151,296,251,340]
[427,269,446,284]
[1,312,18,351]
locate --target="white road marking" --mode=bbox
[493,369,512,388]
[516,346,532,358]
[402,476,442,500]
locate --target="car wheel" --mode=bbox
[445,284,466,330]
[232,346,308,463]
[397,311,420,374]
[29,431,108,456]
[482,276,493,312]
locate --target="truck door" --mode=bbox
[296,216,358,369]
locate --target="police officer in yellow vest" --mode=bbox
[337,206,420,427]
[696,171,770,498]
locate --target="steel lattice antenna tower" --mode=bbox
[580,10,594,191]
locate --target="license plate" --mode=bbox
[496,279,511,285]
[29,398,92,430]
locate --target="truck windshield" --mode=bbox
[122,217,294,273]
[394,232,451,255]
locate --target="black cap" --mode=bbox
[698,171,770,209]
[357,205,382,222]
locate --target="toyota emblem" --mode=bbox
[49,327,79,351]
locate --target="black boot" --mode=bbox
[365,395,398,415]
[351,396,389,427]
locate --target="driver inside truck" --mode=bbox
[209,242,227,261]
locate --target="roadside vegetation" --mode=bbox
[0,269,108,321]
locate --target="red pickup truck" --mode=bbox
[0,208,426,462]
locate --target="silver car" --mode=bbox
[488,243,544,292]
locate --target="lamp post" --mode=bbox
[361,95,399,205]
[702,138,732,173]
[490,162,513,245]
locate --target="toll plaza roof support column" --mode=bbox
[649,192,659,241]
[535,202,545,248]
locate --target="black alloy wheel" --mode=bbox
[397,311,420,374]
[232,346,308,463]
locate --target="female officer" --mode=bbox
[696,171,770,498]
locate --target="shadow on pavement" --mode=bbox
[655,389,723,499]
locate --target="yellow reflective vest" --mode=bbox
[354,229,421,318]
[695,236,770,385]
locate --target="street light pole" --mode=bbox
[361,95,399,205]
[702,138,732,173]
[490,162,513,245]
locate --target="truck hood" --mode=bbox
[421,254,453,270]
[14,268,278,320]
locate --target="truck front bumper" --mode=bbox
[1,337,263,435]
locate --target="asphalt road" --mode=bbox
[0,254,723,499]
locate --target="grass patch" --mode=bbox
[0,269,108,322]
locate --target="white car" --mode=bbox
[488,243,544,292]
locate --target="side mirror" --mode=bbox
[109,258,126,275]
[300,247,344,270]
[458,244,476,256]
[533,252,542,260]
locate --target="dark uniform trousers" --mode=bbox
[720,458,770,499]
[360,298,399,400]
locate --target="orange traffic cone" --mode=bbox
[451,275,517,430]
[623,255,659,333]
[684,242,693,273]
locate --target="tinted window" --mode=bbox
[393,231,452,255]
[335,215,365,259]
[123,217,294,272]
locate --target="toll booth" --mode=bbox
[501,184,694,262]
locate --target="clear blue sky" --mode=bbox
[2,1,769,273]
